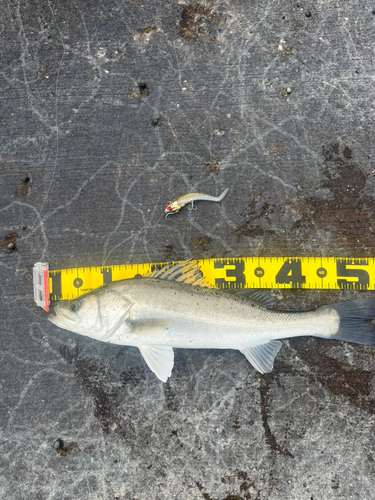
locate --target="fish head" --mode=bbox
[164,201,180,214]
[49,287,133,339]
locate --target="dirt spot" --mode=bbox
[54,438,77,456]
[131,82,149,99]
[0,232,18,251]
[202,156,220,175]
[63,125,76,138]
[139,26,156,35]
[235,202,276,241]
[240,482,251,491]
[232,416,240,430]
[60,344,79,364]
[331,474,339,489]
[179,4,224,42]
[218,473,261,500]
[20,176,32,196]
[278,88,290,99]
[196,482,213,500]
[165,244,174,259]
[237,472,248,481]
[279,39,293,57]
[269,144,286,156]
[40,67,57,76]
[343,146,352,159]
[258,377,294,458]
[191,236,211,250]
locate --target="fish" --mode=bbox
[164,188,229,216]
[49,261,375,382]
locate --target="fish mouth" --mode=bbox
[49,305,78,329]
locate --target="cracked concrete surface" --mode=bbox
[1,0,375,498]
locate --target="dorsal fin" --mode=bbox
[148,260,207,286]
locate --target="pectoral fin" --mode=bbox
[139,345,174,382]
[240,340,282,374]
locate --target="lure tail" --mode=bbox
[319,298,375,345]
[218,188,229,201]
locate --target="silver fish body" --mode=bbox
[49,263,375,382]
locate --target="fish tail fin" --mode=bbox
[319,298,375,345]
[218,188,229,201]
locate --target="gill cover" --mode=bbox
[49,289,133,338]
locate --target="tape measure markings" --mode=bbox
[44,257,375,303]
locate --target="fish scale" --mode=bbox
[112,279,338,347]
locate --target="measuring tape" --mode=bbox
[33,257,375,311]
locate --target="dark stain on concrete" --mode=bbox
[163,380,179,411]
[60,344,79,365]
[179,5,224,42]
[165,244,174,259]
[292,142,373,250]
[196,481,213,500]
[191,236,211,250]
[75,359,118,433]
[232,416,240,430]
[138,26,156,35]
[202,156,220,175]
[235,141,374,254]
[293,339,375,414]
[218,472,261,500]
[258,377,294,458]
[61,346,121,434]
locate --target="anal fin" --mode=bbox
[240,340,282,374]
[139,345,174,382]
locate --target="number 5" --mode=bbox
[336,260,369,290]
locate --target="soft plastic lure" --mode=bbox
[165,188,229,217]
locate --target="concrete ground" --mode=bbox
[1,0,375,498]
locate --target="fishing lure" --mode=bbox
[165,188,229,217]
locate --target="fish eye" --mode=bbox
[69,300,80,312]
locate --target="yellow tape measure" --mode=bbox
[45,257,375,303]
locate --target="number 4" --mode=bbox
[275,259,306,287]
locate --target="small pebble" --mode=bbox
[7,243,15,250]
[286,87,292,94]
[305,10,311,17]
[152,118,159,126]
